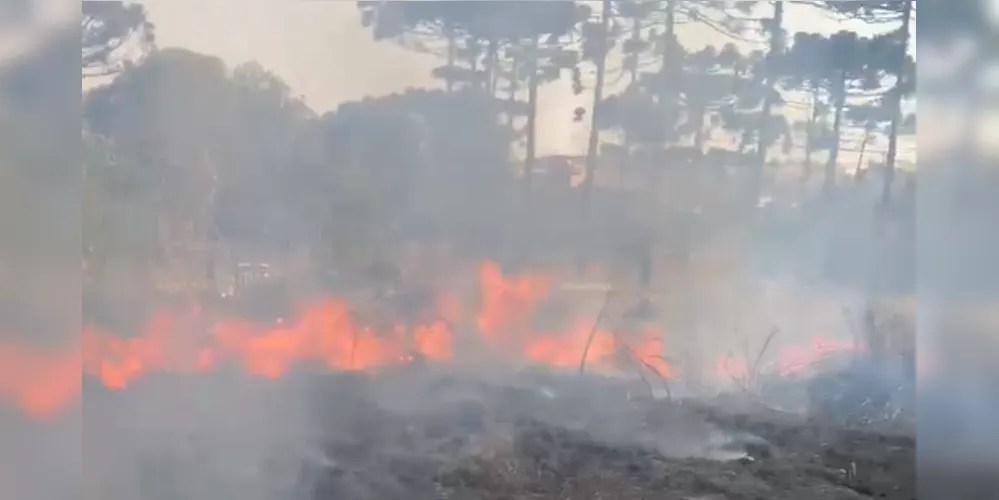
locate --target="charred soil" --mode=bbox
[300,371,915,500]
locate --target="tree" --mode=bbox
[843,52,915,176]
[687,44,779,155]
[784,30,895,195]
[82,0,155,78]
[580,0,615,223]
[496,3,586,207]
[318,88,515,265]
[603,0,760,146]
[809,0,913,203]
[83,129,164,291]
[357,1,585,208]
[781,36,836,181]
[622,1,788,195]
[85,49,225,292]
[604,41,785,159]
[83,49,331,293]
[358,1,486,92]
[750,0,784,201]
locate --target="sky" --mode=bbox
[2,0,914,160]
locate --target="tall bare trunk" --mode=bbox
[803,81,818,181]
[660,0,676,74]
[880,0,913,205]
[658,0,678,159]
[522,36,540,205]
[856,129,871,175]
[581,0,612,223]
[628,14,641,83]
[486,37,498,95]
[752,0,784,201]
[468,37,479,87]
[824,69,846,197]
[506,54,520,130]
[623,12,642,192]
[693,105,706,153]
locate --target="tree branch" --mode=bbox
[695,14,766,45]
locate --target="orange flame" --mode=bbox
[0,260,861,418]
[715,336,863,381]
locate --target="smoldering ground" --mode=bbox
[68,337,922,500]
[74,361,725,500]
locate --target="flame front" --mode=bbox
[0,261,858,418]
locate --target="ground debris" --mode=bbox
[294,370,914,500]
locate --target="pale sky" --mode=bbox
[0,0,917,160]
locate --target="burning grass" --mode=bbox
[6,261,871,419]
[3,261,921,499]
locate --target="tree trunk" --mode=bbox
[693,106,706,153]
[486,37,498,96]
[660,0,676,74]
[752,0,784,202]
[803,82,818,181]
[581,0,611,223]
[880,0,913,205]
[623,13,642,192]
[824,69,846,197]
[628,14,641,83]
[506,54,520,130]
[856,129,871,176]
[468,36,479,87]
[522,36,540,205]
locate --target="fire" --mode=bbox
[476,260,549,343]
[523,322,617,369]
[0,345,80,417]
[777,336,861,376]
[0,260,861,418]
[715,336,863,382]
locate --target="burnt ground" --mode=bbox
[60,365,927,500]
[297,369,916,500]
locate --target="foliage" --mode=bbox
[780,28,908,168]
[809,0,910,22]
[80,48,518,287]
[358,1,583,42]
[357,0,587,92]
[598,40,788,153]
[783,30,897,93]
[67,0,925,300]
[82,1,155,77]
[319,88,517,254]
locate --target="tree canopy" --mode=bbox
[63,0,926,301]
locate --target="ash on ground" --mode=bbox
[79,362,917,500]
[288,365,914,500]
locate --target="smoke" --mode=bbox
[82,373,314,500]
[72,365,753,500]
[0,412,79,500]
[1,1,955,498]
